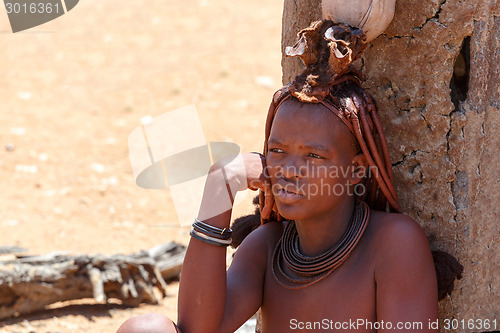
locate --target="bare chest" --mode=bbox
[260,241,377,332]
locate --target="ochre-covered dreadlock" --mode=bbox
[258,20,400,224]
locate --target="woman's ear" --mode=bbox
[350,153,368,185]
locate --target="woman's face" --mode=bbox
[266,98,360,222]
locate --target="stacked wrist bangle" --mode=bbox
[190,217,233,247]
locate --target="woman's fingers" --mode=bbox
[260,154,274,220]
[261,180,274,220]
[239,152,277,221]
[240,152,263,191]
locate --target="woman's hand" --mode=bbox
[241,153,274,220]
[209,152,274,220]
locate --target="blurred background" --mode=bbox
[0,0,283,330]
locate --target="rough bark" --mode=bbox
[281,0,499,331]
[0,242,186,320]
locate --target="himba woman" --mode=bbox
[117,7,462,333]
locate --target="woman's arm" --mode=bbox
[375,214,439,333]
[177,153,273,333]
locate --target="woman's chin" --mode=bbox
[276,203,311,221]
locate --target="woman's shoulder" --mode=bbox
[229,220,285,276]
[244,220,285,246]
[235,220,285,257]
[366,209,434,272]
[368,209,428,243]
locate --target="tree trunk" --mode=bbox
[281,0,322,84]
[281,0,500,331]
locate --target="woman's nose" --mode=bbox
[280,156,306,180]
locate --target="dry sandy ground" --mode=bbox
[0,0,283,331]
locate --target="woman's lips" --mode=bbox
[275,186,305,204]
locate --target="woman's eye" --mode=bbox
[308,153,324,159]
[269,148,283,154]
